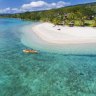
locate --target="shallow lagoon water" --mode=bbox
[0,18,96,96]
[21,24,96,55]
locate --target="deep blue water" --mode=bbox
[0,18,96,96]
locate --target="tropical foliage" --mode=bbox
[1,2,96,26]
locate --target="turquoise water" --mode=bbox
[0,18,96,96]
[21,24,96,55]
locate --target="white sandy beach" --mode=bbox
[31,22,96,44]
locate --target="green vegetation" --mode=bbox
[1,2,96,27]
[92,17,96,27]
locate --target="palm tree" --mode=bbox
[76,12,86,26]
[67,13,76,21]
[67,13,76,26]
[52,18,61,25]
[93,17,96,27]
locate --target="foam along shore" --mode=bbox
[32,22,96,44]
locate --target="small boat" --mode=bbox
[57,28,61,30]
[23,49,38,54]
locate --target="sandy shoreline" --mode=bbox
[31,22,96,44]
[20,22,96,54]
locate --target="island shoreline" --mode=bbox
[30,22,96,44]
